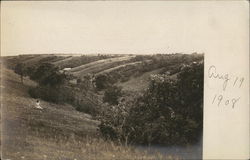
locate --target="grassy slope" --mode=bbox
[21,55,53,64]
[117,68,164,93]
[52,56,74,66]
[52,55,111,69]
[22,55,70,66]
[69,56,127,72]
[70,56,135,76]
[1,66,98,159]
[1,66,178,160]
[96,61,143,75]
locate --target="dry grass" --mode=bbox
[52,56,74,66]
[117,68,163,92]
[96,61,143,75]
[1,67,179,160]
[4,134,180,160]
[70,56,135,76]
[52,55,114,69]
[21,55,53,65]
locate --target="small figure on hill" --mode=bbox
[35,99,43,109]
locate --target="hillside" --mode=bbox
[70,55,136,77]
[1,66,98,159]
[2,53,203,94]
[117,67,163,92]
[1,53,204,119]
[1,66,180,160]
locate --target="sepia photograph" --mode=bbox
[1,1,248,160]
[1,53,204,160]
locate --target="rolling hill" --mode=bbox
[1,53,203,159]
[1,66,98,159]
[1,66,181,160]
[69,55,136,76]
[2,53,203,94]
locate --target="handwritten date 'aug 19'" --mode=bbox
[208,65,244,109]
[208,65,244,91]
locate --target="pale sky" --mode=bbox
[1,1,248,56]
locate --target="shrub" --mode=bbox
[29,86,64,103]
[29,63,66,87]
[75,101,97,115]
[14,63,26,83]
[103,85,122,105]
[94,74,110,90]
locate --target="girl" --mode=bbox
[35,99,43,109]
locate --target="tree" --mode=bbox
[28,63,67,104]
[94,74,110,90]
[14,63,25,83]
[103,85,122,105]
[98,95,136,145]
[30,63,66,87]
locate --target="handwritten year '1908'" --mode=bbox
[212,94,240,109]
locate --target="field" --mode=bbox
[2,54,203,92]
[69,55,136,77]
[1,53,203,160]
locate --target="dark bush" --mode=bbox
[103,85,122,105]
[28,86,70,104]
[94,74,110,90]
[75,101,97,115]
[30,63,66,87]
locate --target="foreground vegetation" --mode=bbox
[98,62,203,146]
